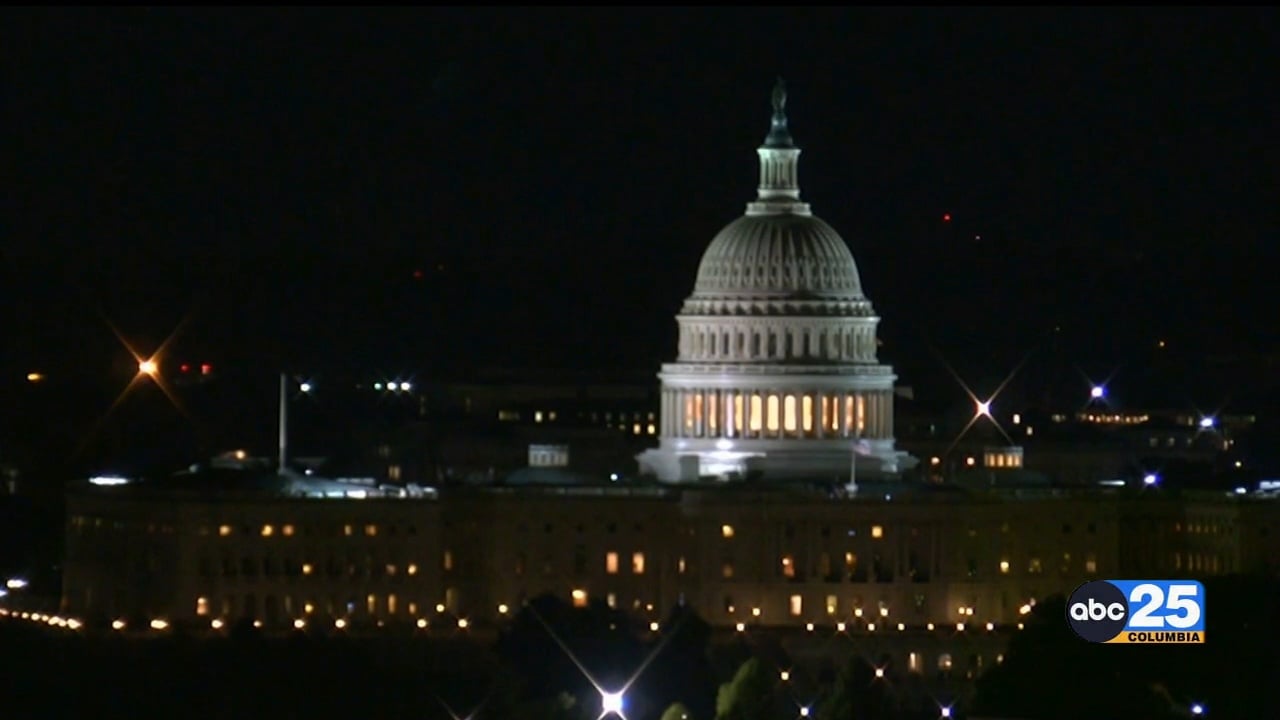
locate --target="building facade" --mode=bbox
[637,81,912,483]
[61,476,1274,635]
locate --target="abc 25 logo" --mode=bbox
[1066,580,1205,644]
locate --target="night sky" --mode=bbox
[5,8,1279,450]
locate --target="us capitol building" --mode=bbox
[638,80,911,483]
[42,83,1278,697]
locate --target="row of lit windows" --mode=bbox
[683,393,869,436]
[498,410,656,425]
[721,523,885,539]
[211,523,404,538]
[195,592,443,619]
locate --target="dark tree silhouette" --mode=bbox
[714,657,779,720]
[974,575,1280,719]
[629,604,718,720]
[817,654,897,720]
[494,594,647,715]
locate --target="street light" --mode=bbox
[138,359,158,376]
[600,690,625,718]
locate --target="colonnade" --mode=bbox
[659,388,894,440]
[679,323,877,363]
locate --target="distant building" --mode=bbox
[637,80,913,483]
[60,468,1277,666]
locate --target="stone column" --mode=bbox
[660,390,670,437]
[870,392,880,438]
[698,389,706,437]
[884,390,894,439]
[724,390,735,438]
[816,393,826,439]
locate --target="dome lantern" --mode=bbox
[750,77,807,215]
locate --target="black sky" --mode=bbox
[4,8,1279,411]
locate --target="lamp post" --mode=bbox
[278,374,314,475]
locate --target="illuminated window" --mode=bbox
[938,653,953,671]
[708,392,718,434]
[385,563,397,576]
[844,552,858,576]
[802,395,814,432]
[343,524,354,537]
[722,562,735,579]
[387,594,398,615]
[407,563,418,576]
[677,556,687,574]
[749,394,763,432]
[647,424,656,435]
[281,524,295,537]
[721,524,735,539]
[571,589,588,608]
[766,395,780,432]
[364,524,378,537]
[1028,557,1043,574]
[367,594,377,615]
[534,411,544,423]
[442,551,454,571]
[781,555,795,578]
[633,423,642,435]
[387,465,402,481]
[908,652,921,672]
[304,602,315,614]
[783,395,797,432]
[606,592,617,608]
[301,563,313,576]
[1085,554,1097,574]
[218,525,232,537]
[930,456,941,466]
[632,552,645,575]
[733,394,744,435]
[605,552,619,574]
[789,594,803,617]
[871,525,884,539]
[196,597,209,616]
[260,525,274,537]
[825,595,838,616]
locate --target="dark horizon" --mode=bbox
[5,8,1279,464]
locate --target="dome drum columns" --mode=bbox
[658,387,894,441]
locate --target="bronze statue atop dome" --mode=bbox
[764,76,794,148]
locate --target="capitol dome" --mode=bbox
[637,79,915,485]
[692,213,864,299]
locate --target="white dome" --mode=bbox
[637,78,915,485]
[692,213,863,299]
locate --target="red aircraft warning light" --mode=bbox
[201,363,213,375]
[943,213,952,222]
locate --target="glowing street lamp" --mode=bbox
[976,400,991,416]
[1143,473,1159,487]
[138,359,158,376]
[1090,385,1105,400]
[600,690,625,718]
[1198,416,1215,429]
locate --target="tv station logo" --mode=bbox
[1067,580,1205,644]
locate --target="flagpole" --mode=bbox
[847,430,860,496]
